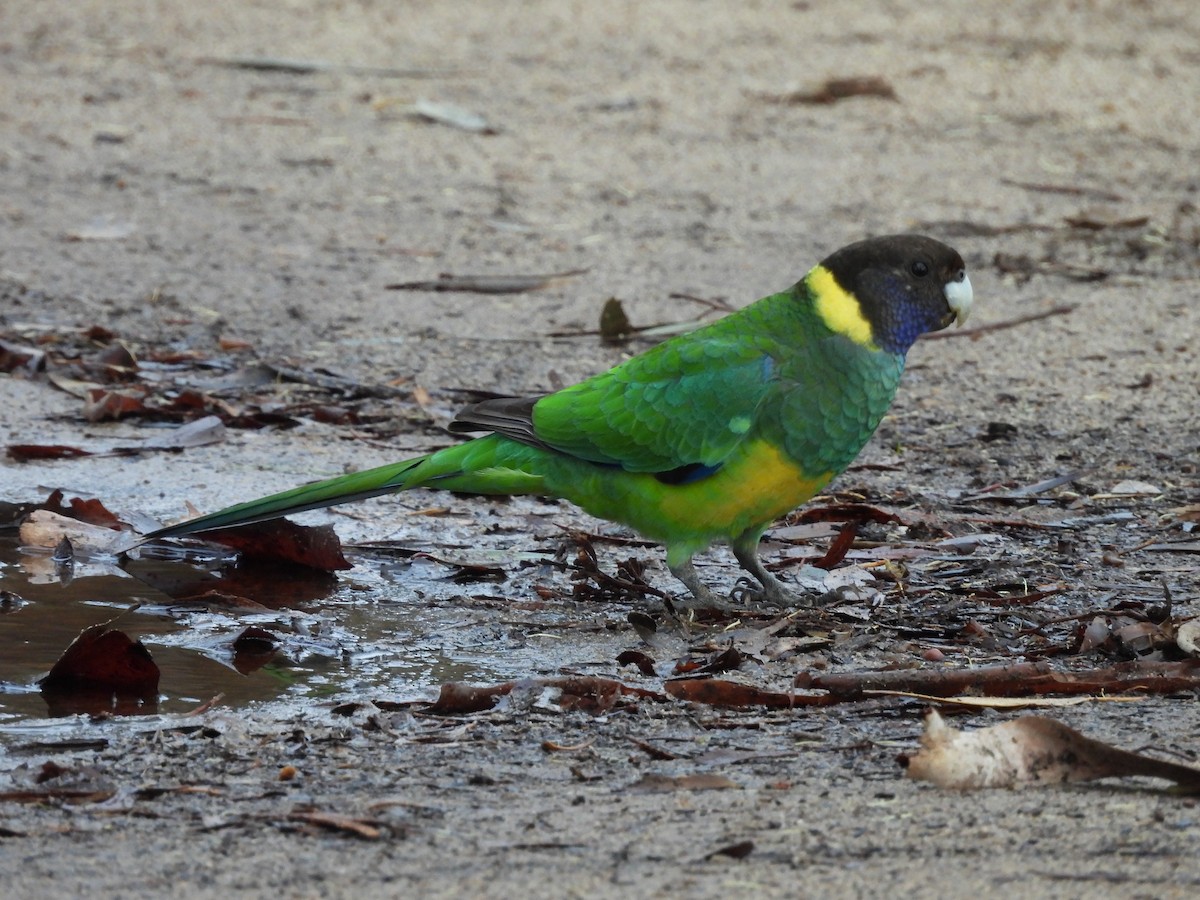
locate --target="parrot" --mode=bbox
[145,234,973,607]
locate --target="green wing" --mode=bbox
[530,334,776,472]
[448,288,820,474]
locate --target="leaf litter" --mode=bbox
[2,317,1198,808]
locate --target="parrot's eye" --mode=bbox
[910,260,929,278]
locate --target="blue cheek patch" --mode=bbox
[872,274,941,354]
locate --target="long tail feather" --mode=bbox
[144,455,429,539]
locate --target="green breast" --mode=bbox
[759,316,906,477]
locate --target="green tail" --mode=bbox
[144,435,546,540]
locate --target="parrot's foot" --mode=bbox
[729,541,813,608]
[667,558,738,611]
[730,575,812,608]
[668,555,807,611]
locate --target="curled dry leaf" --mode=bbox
[903,709,1200,792]
[19,510,128,554]
[0,337,46,375]
[616,649,658,676]
[1176,619,1200,657]
[83,387,151,422]
[43,490,123,528]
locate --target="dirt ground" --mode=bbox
[2,1,1200,897]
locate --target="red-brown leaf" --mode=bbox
[41,623,160,696]
[200,519,351,571]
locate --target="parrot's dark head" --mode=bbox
[810,234,973,355]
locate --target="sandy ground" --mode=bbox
[2,1,1199,897]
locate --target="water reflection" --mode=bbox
[1,531,615,727]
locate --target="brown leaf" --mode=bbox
[629,738,680,761]
[599,297,634,342]
[90,342,138,380]
[198,519,351,571]
[616,649,658,676]
[38,624,159,700]
[813,519,860,569]
[554,676,625,714]
[6,444,94,462]
[46,492,124,528]
[706,840,755,860]
[0,338,45,374]
[760,75,897,105]
[83,387,149,421]
[686,646,746,677]
[426,676,665,716]
[428,681,513,714]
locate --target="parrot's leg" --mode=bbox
[667,557,730,610]
[731,533,808,607]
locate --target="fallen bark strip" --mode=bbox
[796,659,1200,699]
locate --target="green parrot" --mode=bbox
[145,234,973,607]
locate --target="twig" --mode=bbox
[924,304,1076,340]
[797,659,1200,699]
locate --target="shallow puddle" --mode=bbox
[0,531,623,728]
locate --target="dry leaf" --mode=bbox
[409,98,495,133]
[903,709,1200,791]
[40,618,161,716]
[182,519,351,572]
[19,510,127,554]
[1176,619,1200,657]
[136,415,226,450]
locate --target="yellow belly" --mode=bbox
[656,439,830,534]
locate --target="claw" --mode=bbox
[730,575,813,608]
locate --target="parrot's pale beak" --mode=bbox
[944,272,973,326]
